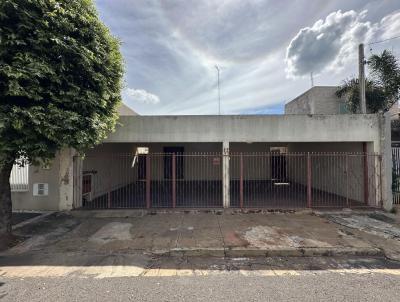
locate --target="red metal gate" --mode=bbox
[73,152,382,209]
[74,153,223,209]
[229,152,382,208]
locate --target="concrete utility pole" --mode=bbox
[310,72,314,87]
[215,65,221,115]
[359,43,367,114]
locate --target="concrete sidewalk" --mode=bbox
[2,211,396,259]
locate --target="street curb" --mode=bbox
[12,211,55,230]
[70,208,313,218]
[151,246,383,258]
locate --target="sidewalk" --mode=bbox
[2,210,396,259]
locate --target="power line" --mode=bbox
[368,35,400,46]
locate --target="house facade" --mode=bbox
[11,90,393,211]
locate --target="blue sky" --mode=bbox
[95,0,400,115]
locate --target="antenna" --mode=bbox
[215,65,221,115]
[310,72,314,87]
[359,43,366,114]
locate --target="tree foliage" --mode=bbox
[0,0,124,166]
[336,50,400,114]
[0,0,123,236]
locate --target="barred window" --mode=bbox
[10,163,29,192]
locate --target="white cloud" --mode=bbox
[285,10,376,77]
[123,88,160,105]
[376,10,400,40]
[97,0,400,115]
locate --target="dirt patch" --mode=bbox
[368,213,396,224]
[12,212,41,225]
[89,222,133,245]
[0,234,25,251]
[5,224,75,254]
[328,215,400,239]
[224,231,249,247]
[241,225,331,249]
[1,213,79,254]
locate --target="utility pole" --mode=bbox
[310,72,314,87]
[215,65,221,115]
[359,43,367,114]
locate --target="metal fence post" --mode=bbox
[146,154,151,209]
[363,143,369,205]
[222,142,230,208]
[107,156,111,208]
[307,153,312,208]
[172,153,176,208]
[346,153,349,208]
[380,154,383,208]
[240,153,244,209]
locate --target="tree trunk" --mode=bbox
[0,161,14,237]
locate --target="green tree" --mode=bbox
[0,0,123,241]
[336,50,400,113]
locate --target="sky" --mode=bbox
[95,0,400,115]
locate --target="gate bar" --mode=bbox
[172,153,176,208]
[146,155,151,209]
[240,154,244,208]
[346,153,349,207]
[107,158,111,208]
[307,153,312,208]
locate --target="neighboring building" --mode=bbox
[117,103,138,116]
[10,103,137,211]
[389,101,400,143]
[11,92,393,212]
[388,101,400,120]
[285,86,348,115]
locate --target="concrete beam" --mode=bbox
[104,115,381,144]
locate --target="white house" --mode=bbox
[11,89,393,211]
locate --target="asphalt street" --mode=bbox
[1,272,400,302]
[1,256,400,302]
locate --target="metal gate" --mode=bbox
[393,147,400,204]
[73,152,382,209]
[230,153,381,208]
[73,153,223,209]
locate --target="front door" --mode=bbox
[163,147,184,179]
[271,154,287,181]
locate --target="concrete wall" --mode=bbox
[285,86,346,115]
[388,101,399,120]
[12,156,61,211]
[12,152,61,211]
[12,149,75,211]
[105,115,381,149]
[381,112,393,210]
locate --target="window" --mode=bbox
[10,163,29,192]
[133,147,149,180]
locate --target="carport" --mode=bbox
[73,113,388,210]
